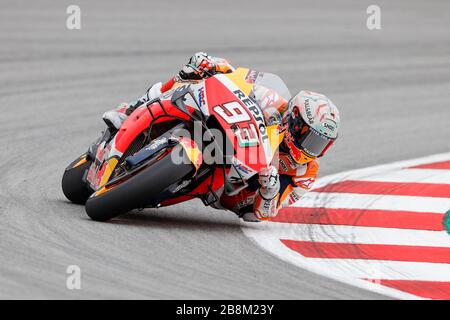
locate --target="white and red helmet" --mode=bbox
[283,90,340,164]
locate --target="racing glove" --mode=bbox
[178,52,234,80]
[252,165,281,221]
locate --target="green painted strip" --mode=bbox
[444,210,450,235]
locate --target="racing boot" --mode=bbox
[102,82,163,131]
[102,103,129,131]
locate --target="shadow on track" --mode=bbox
[111,209,240,232]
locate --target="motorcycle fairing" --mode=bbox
[203,71,273,173]
[86,67,285,204]
[86,100,194,190]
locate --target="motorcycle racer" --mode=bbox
[102,52,340,222]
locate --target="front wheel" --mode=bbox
[62,154,93,205]
[85,145,194,222]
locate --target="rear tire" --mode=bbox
[85,146,194,222]
[62,156,93,205]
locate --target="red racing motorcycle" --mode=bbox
[61,68,291,221]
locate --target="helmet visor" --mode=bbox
[298,128,334,157]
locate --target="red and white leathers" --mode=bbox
[103,53,319,221]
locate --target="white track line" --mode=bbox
[244,234,422,299]
[299,258,450,282]
[355,168,450,184]
[252,231,450,281]
[253,222,450,247]
[241,152,450,299]
[313,152,450,189]
[291,192,450,213]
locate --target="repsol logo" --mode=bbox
[233,89,268,142]
[304,99,314,124]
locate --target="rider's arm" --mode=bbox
[160,52,235,93]
[137,52,234,106]
[252,160,319,220]
[252,166,280,220]
[278,160,319,207]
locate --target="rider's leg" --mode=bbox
[219,189,262,222]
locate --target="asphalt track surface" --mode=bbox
[0,0,449,299]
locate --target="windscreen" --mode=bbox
[254,71,292,101]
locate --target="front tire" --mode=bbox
[85,146,194,222]
[62,155,93,204]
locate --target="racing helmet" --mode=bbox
[283,90,340,164]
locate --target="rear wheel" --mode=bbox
[85,145,194,222]
[62,155,93,204]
